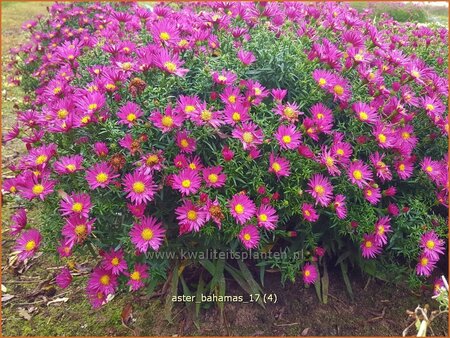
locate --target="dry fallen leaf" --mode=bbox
[2,284,7,293]
[17,307,32,321]
[2,294,15,303]
[301,327,310,336]
[121,303,133,326]
[47,297,69,306]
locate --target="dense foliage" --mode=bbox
[3,1,448,308]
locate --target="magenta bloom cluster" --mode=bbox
[3,1,448,306]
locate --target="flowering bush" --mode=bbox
[3,2,448,309]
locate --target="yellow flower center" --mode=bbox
[53,87,62,94]
[132,181,145,193]
[365,240,372,248]
[426,166,433,172]
[402,132,410,140]
[161,116,174,127]
[366,189,372,196]
[282,135,292,144]
[32,184,44,195]
[378,134,386,143]
[235,204,244,214]
[421,257,428,266]
[271,162,281,172]
[208,174,218,183]
[304,210,311,217]
[181,179,191,188]
[242,132,254,143]
[146,155,159,165]
[111,257,119,266]
[337,149,344,156]
[36,155,48,165]
[100,275,110,285]
[314,185,325,196]
[228,95,236,103]
[187,210,197,221]
[88,103,97,110]
[352,170,362,180]
[318,78,326,87]
[105,83,116,91]
[259,214,268,222]
[377,225,384,235]
[75,224,87,236]
[96,172,108,183]
[25,240,36,251]
[304,270,311,277]
[201,110,212,121]
[72,202,83,212]
[411,70,420,78]
[399,164,405,171]
[317,113,324,119]
[126,113,137,122]
[232,112,241,121]
[81,116,91,124]
[141,228,154,241]
[189,163,196,170]
[185,105,195,113]
[243,233,251,241]
[65,164,76,172]
[164,61,177,73]
[426,104,435,111]
[333,85,344,96]
[10,186,16,193]
[326,157,334,166]
[426,240,435,249]
[57,109,69,119]
[218,75,227,82]
[160,32,170,41]
[180,139,189,148]
[359,112,368,121]
[284,107,295,118]
[130,271,141,281]
[121,62,132,70]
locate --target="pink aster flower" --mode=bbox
[312,69,333,89]
[387,203,400,216]
[54,155,84,175]
[421,157,444,182]
[374,216,392,246]
[14,229,41,262]
[302,203,319,222]
[130,216,166,253]
[395,157,414,180]
[229,194,256,225]
[93,142,109,157]
[369,152,392,182]
[19,175,56,201]
[149,105,184,133]
[127,263,149,291]
[212,70,237,86]
[269,153,291,178]
[117,102,143,127]
[85,162,119,189]
[87,268,118,295]
[319,146,341,176]
[202,166,226,188]
[139,151,165,174]
[87,289,108,309]
[363,185,381,205]
[102,249,127,275]
[172,169,201,196]
[123,170,157,204]
[333,194,347,219]
[231,122,264,150]
[127,202,147,218]
[238,225,260,250]
[271,89,287,103]
[220,86,244,105]
[62,215,95,245]
[175,200,207,233]
[222,146,234,162]
[372,122,395,149]
[57,238,74,258]
[223,102,251,125]
[419,231,445,260]
[352,101,378,124]
[273,102,302,123]
[256,204,278,230]
[416,254,437,277]
[302,263,318,285]
[60,192,92,218]
[203,197,224,229]
[306,174,334,207]
[310,103,333,132]
[176,131,196,153]
[10,208,27,236]
[328,74,351,102]
[348,160,373,188]
[56,267,72,289]
[361,234,382,259]
[186,156,204,171]
[237,50,256,66]
[191,103,224,128]
[154,49,188,77]
[275,124,301,150]
[433,278,445,296]
[176,95,200,117]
